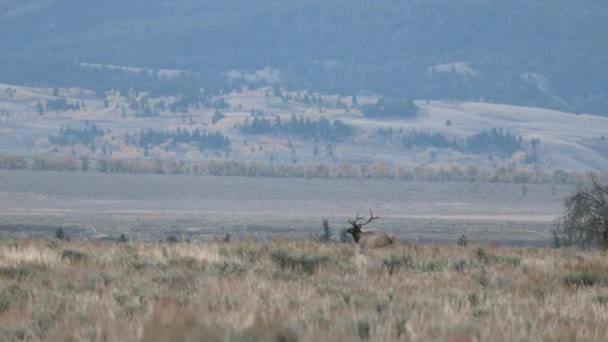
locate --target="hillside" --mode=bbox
[0,1,607,114]
[0,82,607,172]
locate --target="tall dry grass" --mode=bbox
[0,238,607,341]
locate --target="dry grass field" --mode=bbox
[1,238,607,341]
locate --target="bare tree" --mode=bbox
[556,178,608,248]
[346,210,395,249]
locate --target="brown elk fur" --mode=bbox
[346,210,395,249]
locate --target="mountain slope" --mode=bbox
[0,1,607,114]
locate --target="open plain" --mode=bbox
[0,170,572,246]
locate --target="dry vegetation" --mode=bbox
[1,238,608,341]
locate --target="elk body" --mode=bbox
[346,210,395,249]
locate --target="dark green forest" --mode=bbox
[0,0,606,114]
[239,115,353,142]
[125,129,230,152]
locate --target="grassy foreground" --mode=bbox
[0,239,607,341]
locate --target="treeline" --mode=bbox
[379,128,537,157]
[0,155,28,170]
[32,156,79,172]
[44,97,83,113]
[361,98,419,118]
[1,154,604,185]
[463,129,525,156]
[125,129,230,152]
[123,89,229,118]
[48,125,104,146]
[239,115,353,142]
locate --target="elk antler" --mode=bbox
[360,209,380,227]
[348,209,380,227]
[348,211,365,226]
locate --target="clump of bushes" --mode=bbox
[118,234,129,243]
[0,284,32,314]
[55,227,69,241]
[270,250,328,275]
[0,264,47,281]
[555,178,608,248]
[318,219,333,243]
[339,228,352,243]
[168,256,205,271]
[457,234,468,247]
[473,247,520,267]
[61,250,89,263]
[452,259,469,273]
[165,235,179,243]
[219,246,263,264]
[563,271,608,288]
[211,261,246,277]
[382,253,414,275]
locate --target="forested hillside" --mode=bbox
[0,0,607,114]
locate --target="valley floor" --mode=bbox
[0,170,570,246]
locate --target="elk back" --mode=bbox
[358,231,395,249]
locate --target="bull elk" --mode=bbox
[346,210,395,249]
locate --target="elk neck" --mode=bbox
[350,230,362,243]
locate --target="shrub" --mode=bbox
[478,269,490,287]
[555,177,608,248]
[165,235,179,243]
[61,250,89,263]
[339,228,352,243]
[168,256,205,271]
[564,272,608,288]
[222,228,231,243]
[319,219,333,243]
[473,248,519,267]
[55,227,69,241]
[494,255,521,267]
[118,234,129,243]
[421,257,449,272]
[1,324,35,341]
[0,284,31,314]
[0,264,46,281]
[211,261,246,277]
[474,248,490,264]
[457,234,468,247]
[452,259,468,273]
[383,254,414,275]
[0,292,10,314]
[113,292,129,306]
[594,293,608,305]
[357,319,371,340]
[394,314,409,339]
[219,247,262,264]
[270,250,328,275]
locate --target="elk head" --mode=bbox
[346,209,380,243]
